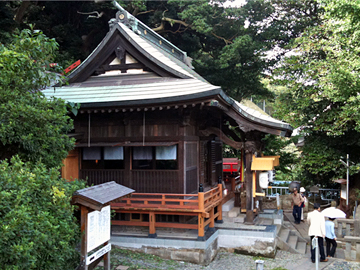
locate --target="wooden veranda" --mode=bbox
[111,183,223,240]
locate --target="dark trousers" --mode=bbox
[310,236,326,261]
[325,237,337,257]
[292,205,301,223]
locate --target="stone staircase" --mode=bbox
[221,200,308,255]
[277,224,308,254]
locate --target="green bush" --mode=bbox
[0,156,86,269]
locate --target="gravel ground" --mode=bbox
[96,247,360,270]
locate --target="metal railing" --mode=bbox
[265,186,290,198]
[265,187,340,201]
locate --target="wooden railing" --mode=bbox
[111,183,223,240]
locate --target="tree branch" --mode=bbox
[14,1,31,23]
[152,15,190,32]
[211,32,233,44]
[136,9,155,16]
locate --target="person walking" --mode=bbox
[300,187,307,222]
[307,203,328,263]
[325,218,337,257]
[291,187,304,224]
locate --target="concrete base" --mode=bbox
[259,209,283,225]
[218,225,277,258]
[222,198,235,212]
[111,224,277,265]
[111,231,218,265]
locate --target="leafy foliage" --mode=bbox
[262,134,300,176]
[0,28,75,168]
[0,0,322,100]
[0,156,86,269]
[271,0,360,184]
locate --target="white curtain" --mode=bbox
[133,146,153,160]
[83,147,101,160]
[156,145,177,160]
[104,146,123,160]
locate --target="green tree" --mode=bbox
[0,28,75,168]
[0,0,321,100]
[135,0,321,100]
[272,0,360,185]
[0,156,85,269]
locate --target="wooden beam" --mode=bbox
[199,127,243,149]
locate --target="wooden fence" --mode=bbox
[111,183,223,240]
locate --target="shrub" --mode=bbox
[0,156,86,269]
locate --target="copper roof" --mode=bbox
[72,181,134,211]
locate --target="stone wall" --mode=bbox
[262,195,309,213]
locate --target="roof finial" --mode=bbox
[110,0,188,65]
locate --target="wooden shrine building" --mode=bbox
[43,6,292,224]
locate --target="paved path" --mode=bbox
[105,210,359,270]
[283,210,349,269]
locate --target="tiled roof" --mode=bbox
[43,77,220,106]
[43,11,292,136]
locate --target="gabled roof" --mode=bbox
[43,7,292,138]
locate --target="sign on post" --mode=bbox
[72,181,135,270]
[87,205,111,252]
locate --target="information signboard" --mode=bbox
[87,205,111,252]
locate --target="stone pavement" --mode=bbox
[283,210,347,270]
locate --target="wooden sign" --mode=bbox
[87,205,111,252]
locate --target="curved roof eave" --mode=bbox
[217,92,293,137]
[76,87,223,108]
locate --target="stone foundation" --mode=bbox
[111,225,277,265]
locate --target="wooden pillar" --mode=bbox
[103,241,110,270]
[230,175,236,192]
[198,213,205,240]
[124,146,131,188]
[198,191,204,211]
[216,183,223,223]
[244,134,263,224]
[178,141,185,193]
[198,190,205,240]
[245,150,254,223]
[148,212,157,238]
[80,205,89,270]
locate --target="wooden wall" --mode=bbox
[62,149,79,181]
[70,109,217,193]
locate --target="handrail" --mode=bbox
[203,186,222,209]
[111,185,222,212]
[112,193,200,211]
[111,184,223,239]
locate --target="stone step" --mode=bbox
[279,228,290,243]
[234,214,246,223]
[222,198,235,212]
[288,235,298,250]
[227,207,240,218]
[297,241,307,254]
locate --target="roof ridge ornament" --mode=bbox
[110,0,189,65]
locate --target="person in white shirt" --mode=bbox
[307,203,328,263]
[325,218,337,257]
[300,187,307,222]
